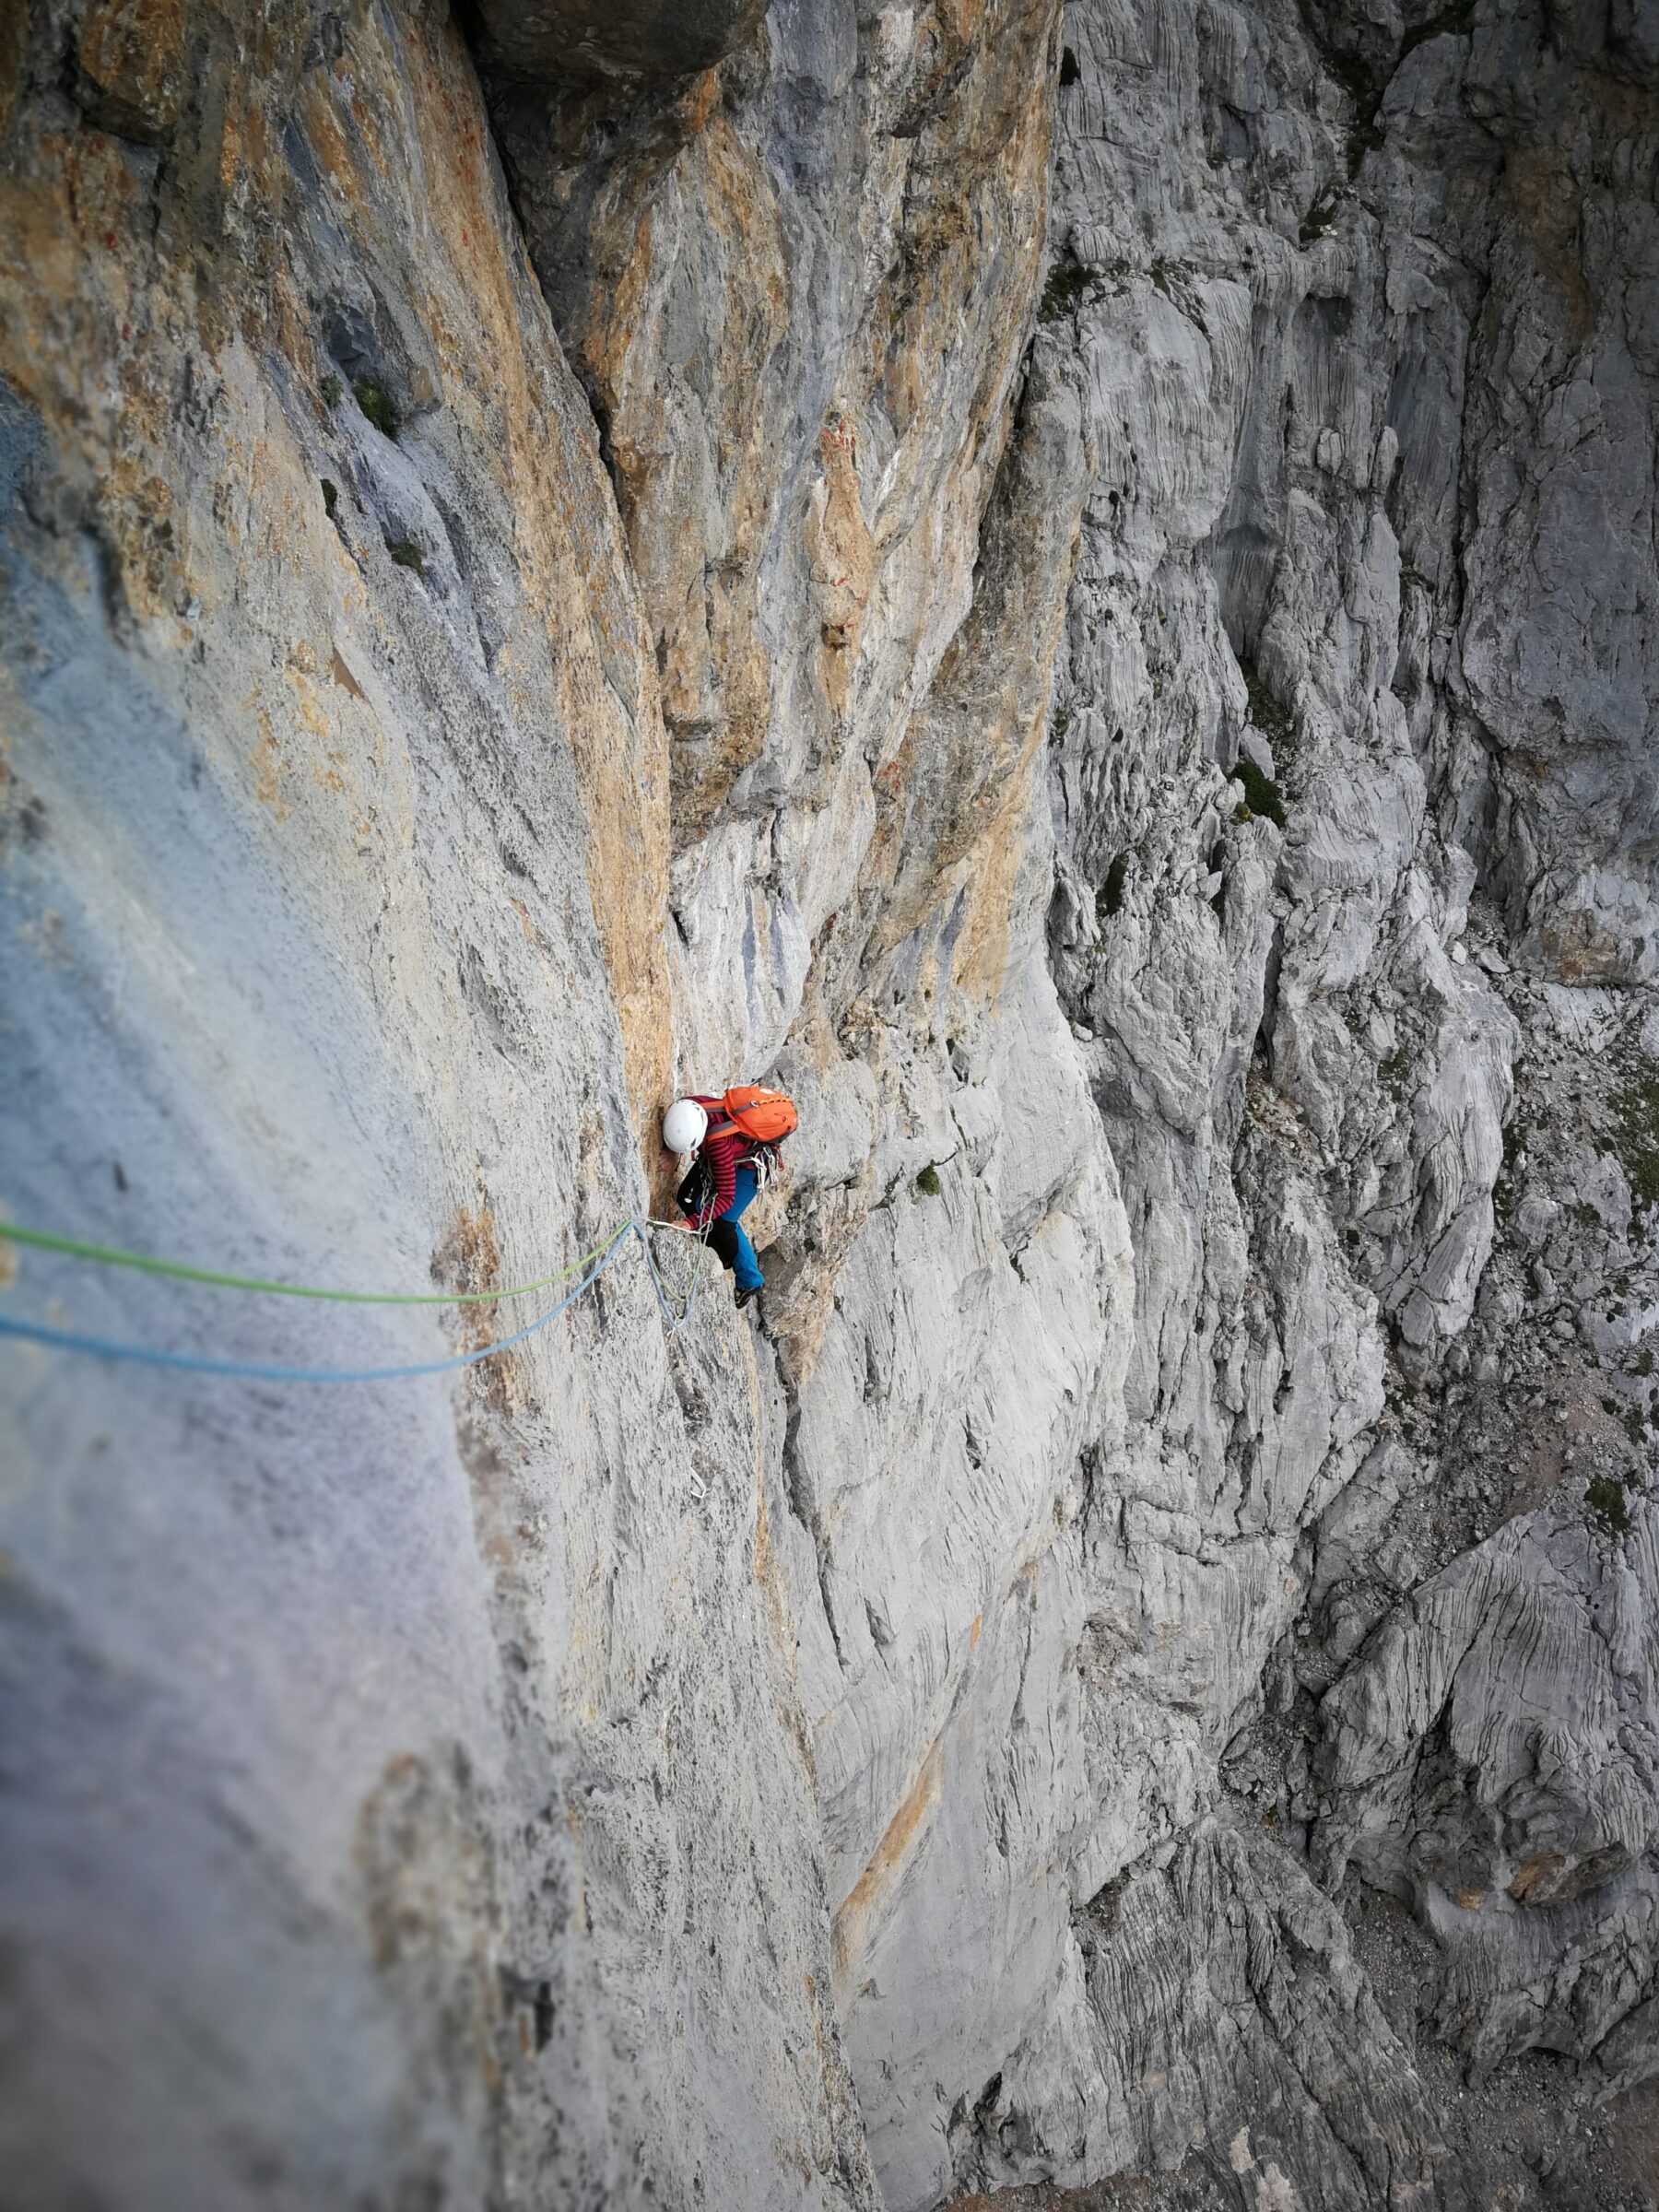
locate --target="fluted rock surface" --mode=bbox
[3,3,1658,2210]
[981,1,1659,2204]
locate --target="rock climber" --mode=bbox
[662,1085,797,1312]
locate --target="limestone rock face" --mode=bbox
[3,2,1659,2210]
[0,6,867,2207]
[976,1,1659,2203]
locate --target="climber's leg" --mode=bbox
[716,1165,764,1292]
[725,1221,764,1294]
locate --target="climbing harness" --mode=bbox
[0,1212,711,1384]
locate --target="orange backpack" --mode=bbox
[712,1084,798,1145]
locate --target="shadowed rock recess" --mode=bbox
[1,0,1657,2206]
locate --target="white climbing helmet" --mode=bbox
[663,1098,708,1154]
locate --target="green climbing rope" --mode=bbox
[0,1218,629,1306]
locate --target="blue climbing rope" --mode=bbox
[0,1218,708,1384]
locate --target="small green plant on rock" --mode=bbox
[319,371,342,410]
[1040,258,1104,324]
[385,536,425,576]
[353,378,399,438]
[1587,1469,1633,1537]
[321,478,338,520]
[1236,754,1287,830]
[1379,1048,1410,1102]
[913,1162,943,1199]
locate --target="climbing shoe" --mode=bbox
[734,1283,762,1312]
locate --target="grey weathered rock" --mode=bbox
[932,0,1659,2200]
[3,1,1658,2208]
[472,0,768,86]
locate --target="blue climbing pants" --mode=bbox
[711,1163,764,1292]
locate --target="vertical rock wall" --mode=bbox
[4,2,1659,2209]
[479,10,1142,2203]
[0,5,873,2206]
[953,2,1659,2206]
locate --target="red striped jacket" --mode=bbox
[689,1092,756,1225]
